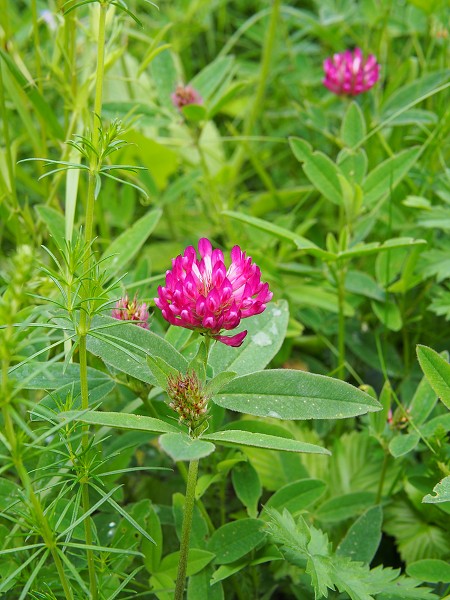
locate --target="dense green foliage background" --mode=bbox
[0,0,449,598]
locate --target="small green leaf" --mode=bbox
[262,479,327,518]
[181,104,207,122]
[422,476,450,504]
[35,206,66,250]
[416,345,450,410]
[207,519,266,564]
[231,462,261,518]
[142,505,163,575]
[341,102,366,148]
[205,372,237,397]
[389,433,419,458]
[406,559,450,583]
[190,56,234,101]
[87,316,187,385]
[221,212,330,258]
[147,356,179,391]
[315,492,376,522]
[100,209,162,278]
[213,370,381,420]
[289,137,344,206]
[371,300,402,332]
[337,506,383,564]
[159,433,215,462]
[362,147,422,207]
[156,549,215,579]
[209,300,290,376]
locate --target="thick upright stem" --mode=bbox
[174,459,199,600]
[0,63,18,211]
[76,7,108,599]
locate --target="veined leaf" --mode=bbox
[213,370,381,420]
[60,410,180,434]
[362,147,422,207]
[202,429,330,455]
[100,208,162,278]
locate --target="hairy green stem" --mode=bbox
[174,459,199,600]
[337,265,346,380]
[76,6,108,599]
[0,63,18,212]
[31,0,48,154]
[376,451,389,504]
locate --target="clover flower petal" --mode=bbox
[155,239,272,346]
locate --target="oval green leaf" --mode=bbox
[203,430,330,455]
[207,519,266,564]
[262,479,327,518]
[337,505,383,564]
[417,345,450,410]
[406,559,450,583]
[209,300,289,377]
[59,410,180,434]
[213,370,381,420]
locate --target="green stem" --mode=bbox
[176,461,214,534]
[376,451,389,504]
[77,8,108,595]
[0,62,18,212]
[230,0,281,200]
[78,334,97,600]
[337,265,346,380]
[85,1,107,246]
[1,388,73,599]
[174,459,199,600]
[31,0,48,154]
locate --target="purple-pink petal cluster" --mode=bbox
[155,238,272,347]
[111,294,149,329]
[323,48,380,96]
[171,84,203,111]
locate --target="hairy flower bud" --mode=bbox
[167,371,209,436]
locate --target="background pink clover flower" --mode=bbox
[323,48,380,96]
[111,294,149,329]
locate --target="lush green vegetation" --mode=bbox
[0,1,449,598]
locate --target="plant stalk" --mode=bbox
[0,62,18,212]
[76,6,108,599]
[376,451,389,504]
[337,265,346,380]
[1,361,73,599]
[230,0,281,200]
[174,459,199,600]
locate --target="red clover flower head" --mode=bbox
[155,238,273,347]
[171,84,203,111]
[111,294,149,329]
[323,48,380,96]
